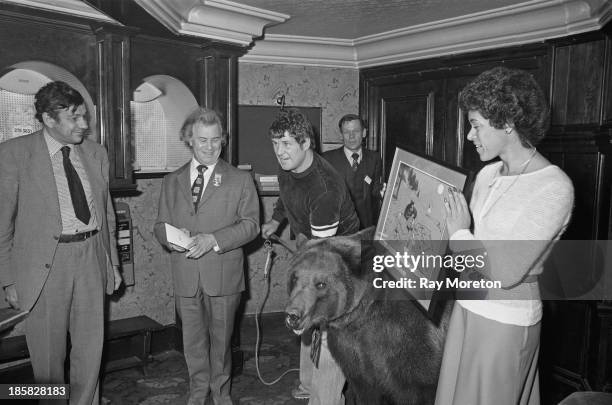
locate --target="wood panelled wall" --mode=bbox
[360,27,612,403]
[360,45,550,175]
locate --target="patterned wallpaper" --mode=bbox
[109,178,175,325]
[239,63,359,148]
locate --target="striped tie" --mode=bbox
[351,152,359,172]
[191,164,207,211]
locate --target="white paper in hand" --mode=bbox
[165,223,193,249]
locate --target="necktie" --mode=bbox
[351,152,359,172]
[61,146,91,224]
[191,164,207,211]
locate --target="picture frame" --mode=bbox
[375,147,469,311]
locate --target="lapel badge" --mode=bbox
[213,173,222,187]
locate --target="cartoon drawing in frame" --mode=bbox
[375,148,469,310]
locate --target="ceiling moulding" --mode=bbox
[0,0,122,24]
[239,35,357,69]
[240,0,612,69]
[133,0,289,46]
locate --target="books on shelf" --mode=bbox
[258,175,278,183]
[254,174,279,192]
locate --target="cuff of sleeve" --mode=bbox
[210,234,221,253]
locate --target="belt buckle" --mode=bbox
[59,230,96,243]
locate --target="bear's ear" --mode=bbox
[326,237,362,271]
[354,226,376,241]
[295,233,309,250]
[342,226,376,244]
[333,229,378,275]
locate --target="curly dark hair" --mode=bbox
[34,81,84,123]
[269,108,316,150]
[459,67,549,147]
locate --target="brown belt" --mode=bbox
[58,229,98,243]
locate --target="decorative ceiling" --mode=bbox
[126,0,612,68]
[2,0,611,68]
[237,0,529,39]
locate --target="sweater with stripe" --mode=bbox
[272,153,360,238]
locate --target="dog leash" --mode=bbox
[265,236,322,367]
[254,239,299,385]
[267,233,295,254]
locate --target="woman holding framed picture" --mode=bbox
[435,67,575,405]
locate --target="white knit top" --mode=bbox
[451,161,574,326]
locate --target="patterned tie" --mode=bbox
[191,164,207,211]
[351,152,359,172]
[61,146,91,224]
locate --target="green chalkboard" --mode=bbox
[237,105,322,175]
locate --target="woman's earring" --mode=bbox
[505,127,512,134]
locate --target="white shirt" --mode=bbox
[343,146,362,165]
[190,158,217,196]
[189,157,220,252]
[44,130,98,234]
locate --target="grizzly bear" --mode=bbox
[285,230,450,405]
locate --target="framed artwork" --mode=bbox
[375,147,469,310]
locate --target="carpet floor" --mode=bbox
[102,313,306,405]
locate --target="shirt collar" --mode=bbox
[343,146,362,162]
[190,157,217,174]
[43,128,71,157]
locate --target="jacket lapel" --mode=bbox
[76,142,104,218]
[198,159,227,208]
[31,132,61,223]
[337,148,352,171]
[362,150,374,173]
[176,163,194,210]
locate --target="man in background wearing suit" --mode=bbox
[322,114,384,229]
[154,108,259,405]
[0,81,122,404]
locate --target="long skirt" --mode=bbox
[434,304,541,405]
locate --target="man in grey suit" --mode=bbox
[0,81,122,404]
[154,108,259,405]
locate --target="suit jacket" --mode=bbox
[322,147,383,228]
[154,158,259,297]
[0,131,120,311]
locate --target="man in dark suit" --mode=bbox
[154,108,259,405]
[322,114,384,229]
[0,81,122,404]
